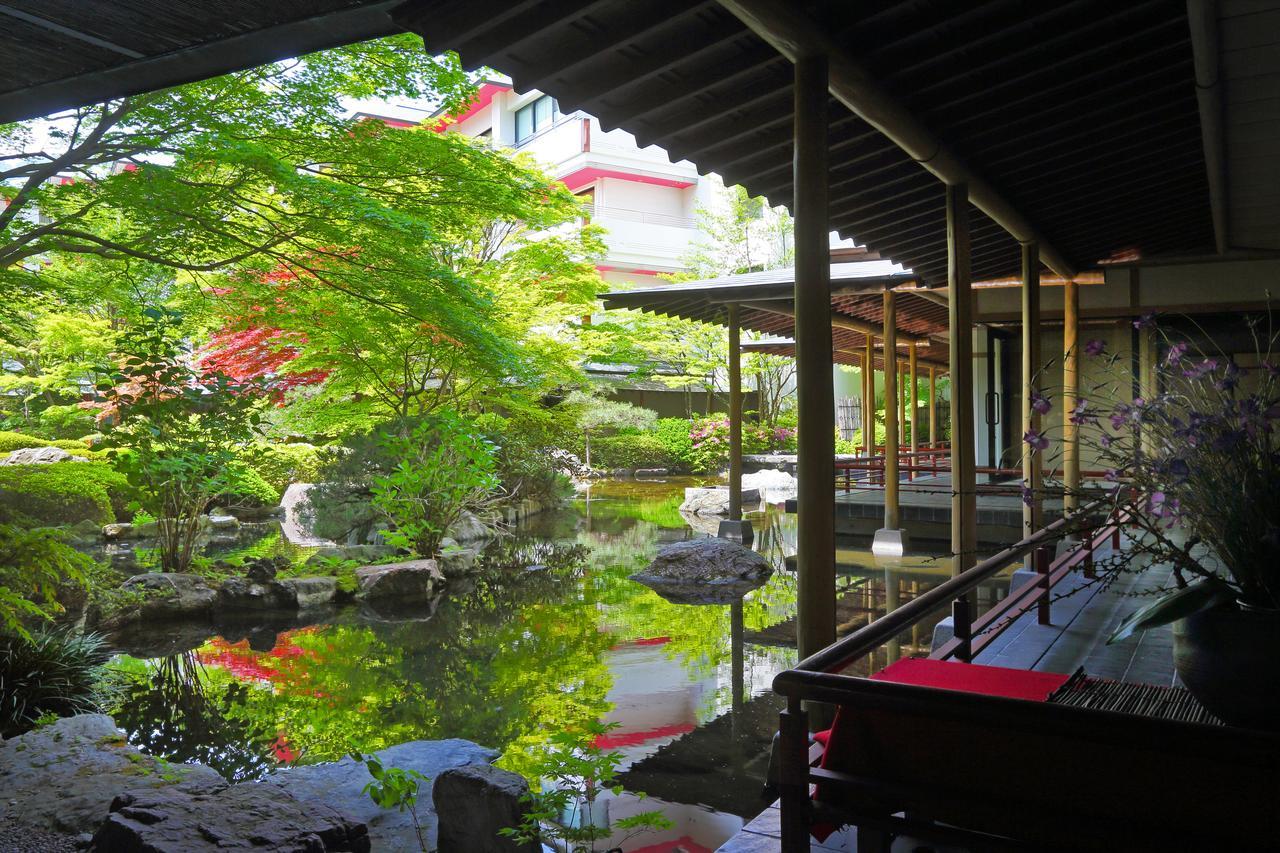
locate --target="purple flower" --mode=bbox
[1182,358,1217,380]
[1021,486,1034,507]
[1166,457,1190,482]
[1163,341,1188,366]
[1023,429,1049,451]
[1134,312,1157,330]
[1100,433,1114,448]
[1215,362,1241,392]
[1084,339,1106,357]
[1069,398,1096,426]
[1104,468,1120,482]
[1264,361,1280,378]
[1030,390,1052,415]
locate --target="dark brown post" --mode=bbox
[882,293,900,530]
[952,596,972,663]
[1022,242,1043,565]
[728,302,743,521]
[778,699,811,851]
[793,53,835,661]
[1063,279,1081,512]
[864,335,875,458]
[1036,546,1052,625]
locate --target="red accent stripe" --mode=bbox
[593,722,694,749]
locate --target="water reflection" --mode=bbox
[104,477,1014,851]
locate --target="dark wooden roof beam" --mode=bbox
[1187,0,1227,253]
[718,0,1077,278]
[617,48,785,126]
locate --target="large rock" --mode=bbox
[91,784,369,852]
[0,715,222,837]
[115,573,216,623]
[630,537,773,604]
[280,576,339,609]
[216,577,296,613]
[2,446,88,465]
[742,468,798,501]
[433,764,538,853]
[265,739,498,851]
[438,545,479,579]
[445,510,492,546]
[355,559,443,603]
[678,487,761,517]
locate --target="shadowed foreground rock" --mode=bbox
[91,785,370,852]
[356,559,443,602]
[630,537,773,605]
[433,763,538,853]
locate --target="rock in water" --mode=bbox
[355,559,443,603]
[630,538,773,605]
[678,487,761,516]
[0,715,223,837]
[446,510,492,545]
[110,573,216,625]
[433,764,539,853]
[265,739,498,851]
[91,785,369,852]
[1,446,88,465]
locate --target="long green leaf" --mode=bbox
[1107,581,1233,644]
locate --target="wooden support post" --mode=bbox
[792,53,835,661]
[948,184,977,574]
[1084,532,1096,579]
[928,365,937,448]
[864,335,875,457]
[909,342,919,459]
[1021,242,1043,562]
[898,360,907,454]
[1063,279,1081,513]
[882,292,900,530]
[727,302,743,521]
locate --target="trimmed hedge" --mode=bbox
[590,434,676,470]
[0,462,133,527]
[0,432,98,457]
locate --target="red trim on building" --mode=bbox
[595,265,662,277]
[432,81,511,132]
[560,166,693,192]
[631,837,714,853]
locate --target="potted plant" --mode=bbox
[1023,312,1279,729]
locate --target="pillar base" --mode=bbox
[718,518,755,546]
[871,528,910,557]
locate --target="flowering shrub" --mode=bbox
[1021,311,1280,634]
[684,416,795,473]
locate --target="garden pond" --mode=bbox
[99,477,1013,852]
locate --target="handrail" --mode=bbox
[774,498,1106,685]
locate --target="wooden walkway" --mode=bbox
[718,533,1180,852]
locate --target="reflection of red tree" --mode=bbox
[198,628,324,765]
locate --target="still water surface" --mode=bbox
[106,478,1008,852]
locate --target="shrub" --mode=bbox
[589,434,676,471]
[0,629,110,737]
[216,465,280,508]
[653,418,695,471]
[245,443,332,493]
[474,412,573,505]
[37,404,96,440]
[371,411,500,557]
[0,462,133,527]
[0,526,94,639]
[0,431,50,454]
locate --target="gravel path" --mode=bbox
[0,815,81,852]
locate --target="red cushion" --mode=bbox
[870,657,1071,702]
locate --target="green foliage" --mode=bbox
[473,413,573,505]
[215,465,280,508]
[0,462,131,527]
[244,443,332,493]
[0,629,110,737]
[371,411,500,557]
[350,751,429,852]
[501,719,671,853]
[652,418,695,472]
[0,431,51,453]
[0,526,94,639]
[98,309,264,571]
[588,434,674,471]
[37,404,98,440]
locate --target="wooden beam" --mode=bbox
[883,292,900,530]
[947,183,978,574]
[1021,243,1044,554]
[727,302,743,520]
[1187,0,1228,254]
[717,0,1078,279]
[739,300,931,346]
[1063,279,1081,513]
[792,54,835,665]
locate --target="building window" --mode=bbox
[515,95,560,143]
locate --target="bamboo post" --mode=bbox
[792,53,835,661]
[928,365,937,448]
[909,342,919,461]
[882,293,900,530]
[1021,242,1043,561]
[864,334,874,457]
[1063,279,1081,513]
[898,360,907,454]
[948,183,978,575]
